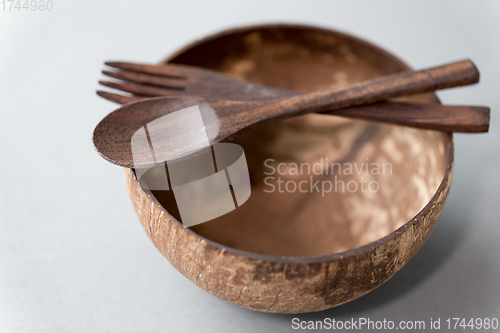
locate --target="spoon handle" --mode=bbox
[273,59,479,116]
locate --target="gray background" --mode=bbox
[1,0,499,332]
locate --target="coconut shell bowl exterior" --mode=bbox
[123,24,453,314]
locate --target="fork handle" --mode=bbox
[96,90,490,133]
[330,102,490,133]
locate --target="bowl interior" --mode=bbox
[151,26,448,256]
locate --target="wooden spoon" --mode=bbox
[93,59,483,169]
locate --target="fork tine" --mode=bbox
[96,90,142,105]
[105,61,189,79]
[102,70,184,90]
[99,80,182,96]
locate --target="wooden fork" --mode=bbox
[97,61,490,133]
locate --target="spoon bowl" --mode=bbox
[93,97,221,167]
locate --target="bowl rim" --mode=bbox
[134,23,454,264]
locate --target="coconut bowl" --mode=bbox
[123,24,453,314]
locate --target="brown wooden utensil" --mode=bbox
[97,89,489,134]
[98,60,490,134]
[93,59,485,169]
